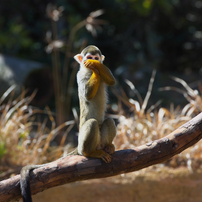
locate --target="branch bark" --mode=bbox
[1,112,202,202]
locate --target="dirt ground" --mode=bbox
[29,166,202,202]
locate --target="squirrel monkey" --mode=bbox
[20,45,116,202]
[74,45,116,163]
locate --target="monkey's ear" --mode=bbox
[74,54,83,64]
[101,55,105,62]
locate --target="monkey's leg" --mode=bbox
[78,119,112,163]
[100,118,116,155]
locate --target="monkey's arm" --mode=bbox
[85,71,100,100]
[84,59,116,86]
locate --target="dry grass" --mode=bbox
[114,71,202,171]
[0,86,74,179]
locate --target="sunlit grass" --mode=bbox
[114,72,202,171]
[0,86,74,179]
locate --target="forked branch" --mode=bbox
[1,112,202,202]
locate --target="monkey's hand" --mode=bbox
[84,60,100,75]
[84,59,116,86]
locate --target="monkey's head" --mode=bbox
[74,45,105,65]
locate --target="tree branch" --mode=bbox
[1,112,202,202]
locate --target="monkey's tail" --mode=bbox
[20,165,43,202]
[20,148,78,202]
[65,147,78,156]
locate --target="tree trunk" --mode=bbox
[1,112,202,202]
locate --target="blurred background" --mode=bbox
[1,0,202,112]
[1,1,202,201]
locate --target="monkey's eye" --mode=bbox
[87,56,93,59]
[95,57,99,60]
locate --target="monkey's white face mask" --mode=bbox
[74,53,105,64]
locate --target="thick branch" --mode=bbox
[1,112,202,202]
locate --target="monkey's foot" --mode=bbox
[100,152,112,163]
[103,143,115,155]
[84,150,112,163]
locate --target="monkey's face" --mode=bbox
[74,46,105,65]
[74,53,105,65]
